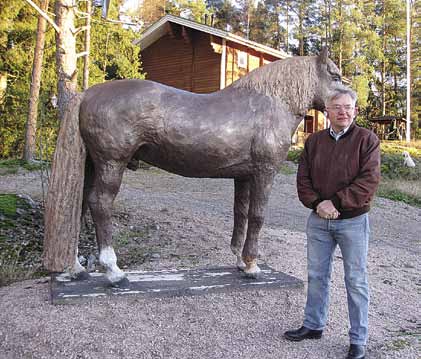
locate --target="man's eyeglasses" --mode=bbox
[327,105,355,112]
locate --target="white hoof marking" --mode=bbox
[99,247,126,283]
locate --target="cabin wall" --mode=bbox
[224,41,279,86]
[141,27,220,93]
[191,32,220,93]
[141,33,194,91]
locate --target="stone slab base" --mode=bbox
[50,264,303,305]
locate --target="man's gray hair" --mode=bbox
[327,85,358,105]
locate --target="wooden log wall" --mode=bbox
[141,26,220,93]
[141,33,194,91]
[191,32,220,93]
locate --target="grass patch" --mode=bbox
[0,249,43,287]
[279,163,296,175]
[0,194,17,217]
[377,180,421,208]
[0,194,46,287]
[0,159,47,175]
[379,143,421,207]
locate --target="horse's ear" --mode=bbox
[318,47,329,64]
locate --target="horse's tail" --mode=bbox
[43,93,86,272]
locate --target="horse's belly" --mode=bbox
[135,144,252,178]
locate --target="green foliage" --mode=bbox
[0,194,17,217]
[0,0,145,159]
[178,0,209,22]
[0,1,58,159]
[287,148,303,163]
[83,3,144,84]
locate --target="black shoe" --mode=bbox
[346,344,366,359]
[284,326,323,341]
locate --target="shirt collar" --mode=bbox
[329,125,351,141]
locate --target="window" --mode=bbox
[237,51,247,69]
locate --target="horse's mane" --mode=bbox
[232,56,319,115]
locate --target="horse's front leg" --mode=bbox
[231,178,250,270]
[242,172,275,278]
[88,162,126,284]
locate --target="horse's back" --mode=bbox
[78,79,289,177]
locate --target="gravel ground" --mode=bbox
[0,164,420,359]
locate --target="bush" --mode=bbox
[380,152,421,181]
[287,148,303,163]
[380,142,421,181]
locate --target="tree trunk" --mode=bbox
[43,95,85,272]
[338,0,343,73]
[381,0,386,116]
[23,0,49,162]
[43,0,81,272]
[55,0,78,119]
[298,4,304,56]
[324,0,331,49]
[285,0,289,53]
[82,0,91,90]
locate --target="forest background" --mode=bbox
[0,0,420,160]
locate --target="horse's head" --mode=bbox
[312,48,342,112]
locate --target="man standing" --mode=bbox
[284,86,381,359]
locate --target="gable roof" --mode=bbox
[134,14,290,60]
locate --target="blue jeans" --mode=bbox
[303,212,370,345]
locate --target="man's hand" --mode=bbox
[316,200,340,219]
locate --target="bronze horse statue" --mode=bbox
[45,49,342,284]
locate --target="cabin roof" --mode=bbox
[134,14,290,60]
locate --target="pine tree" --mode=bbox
[411,0,421,137]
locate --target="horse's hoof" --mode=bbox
[106,269,127,285]
[236,256,246,271]
[243,268,261,279]
[110,276,130,288]
[71,271,91,281]
[243,260,261,279]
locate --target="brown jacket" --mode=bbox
[297,123,381,219]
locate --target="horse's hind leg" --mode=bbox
[87,160,126,284]
[242,172,275,278]
[231,178,250,270]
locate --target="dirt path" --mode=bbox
[0,165,420,359]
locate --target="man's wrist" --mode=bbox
[330,194,341,211]
[312,199,323,210]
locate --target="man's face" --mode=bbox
[326,94,357,132]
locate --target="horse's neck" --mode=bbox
[232,59,317,126]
